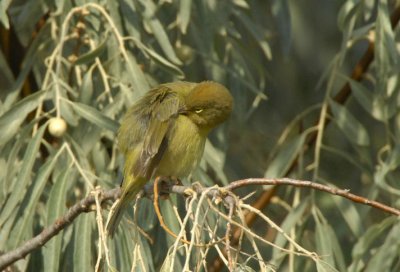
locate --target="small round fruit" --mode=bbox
[48,117,67,137]
[175,43,194,64]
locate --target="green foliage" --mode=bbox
[1,0,400,271]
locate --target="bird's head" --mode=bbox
[182,81,233,132]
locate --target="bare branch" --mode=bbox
[0,188,120,270]
[224,178,400,216]
[1,177,400,270]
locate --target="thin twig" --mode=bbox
[93,188,111,271]
[152,177,224,247]
[225,197,235,270]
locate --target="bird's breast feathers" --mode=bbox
[155,114,206,177]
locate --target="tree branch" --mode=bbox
[1,177,400,270]
[225,178,400,216]
[0,188,120,270]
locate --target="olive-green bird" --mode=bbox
[106,81,233,236]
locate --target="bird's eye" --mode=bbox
[195,109,203,114]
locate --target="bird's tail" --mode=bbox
[106,177,147,237]
[106,196,128,238]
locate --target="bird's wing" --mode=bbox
[132,86,181,178]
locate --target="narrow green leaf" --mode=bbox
[365,222,400,272]
[233,10,272,59]
[0,157,6,202]
[314,212,345,271]
[79,67,94,104]
[271,0,291,54]
[43,168,72,272]
[265,133,306,178]
[0,90,46,146]
[178,0,192,34]
[7,0,48,46]
[272,197,310,263]
[329,99,370,146]
[0,210,19,253]
[4,23,52,109]
[9,152,60,249]
[160,252,174,272]
[119,0,141,38]
[376,2,398,71]
[203,139,228,185]
[0,49,14,98]
[136,198,157,232]
[161,196,181,245]
[148,19,183,64]
[347,77,373,114]
[73,213,93,271]
[74,37,107,65]
[373,160,400,196]
[327,225,347,272]
[351,217,396,260]
[331,194,363,238]
[316,260,338,272]
[112,226,137,271]
[54,0,65,13]
[0,0,12,28]
[337,1,357,32]
[346,76,394,121]
[123,51,149,96]
[140,44,184,78]
[70,101,119,132]
[138,0,182,65]
[4,119,39,194]
[59,95,80,127]
[0,124,47,227]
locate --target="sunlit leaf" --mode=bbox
[0,0,12,28]
[177,0,192,34]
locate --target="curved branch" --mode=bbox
[1,177,400,270]
[225,178,400,216]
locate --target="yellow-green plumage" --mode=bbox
[106,81,233,236]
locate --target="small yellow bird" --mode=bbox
[106,81,233,236]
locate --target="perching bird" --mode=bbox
[106,81,233,236]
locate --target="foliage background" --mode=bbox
[1,0,400,271]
